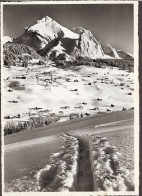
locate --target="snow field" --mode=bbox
[3,64,134,126]
[88,136,134,191]
[36,133,79,191]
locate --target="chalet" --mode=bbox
[82,102,87,105]
[4,115,11,119]
[74,106,83,110]
[16,75,26,79]
[97,98,102,101]
[74,79,79,82]
[84,113,90,116]
[56,60,66,66]
[107,109,111,112]
[70,113,79,120]
[7,89,13,92]
[59,111,64,114]
[66,78,71,82]
[8,100,18,103]
[89,107,99,110]
[70,89,78,92]
[60,106,70,109]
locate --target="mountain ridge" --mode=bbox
[4,16,133,61]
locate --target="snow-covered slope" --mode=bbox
[3,36,13,44]
[15,16,79,51]
[30,16,79,40]
[3,63,134,126]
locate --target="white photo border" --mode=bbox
[1,1,139,196]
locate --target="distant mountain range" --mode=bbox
[4,16,133,61]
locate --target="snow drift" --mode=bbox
[88,136,134,191]
[36,133,79,191]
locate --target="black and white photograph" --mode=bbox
[1,1,139,195]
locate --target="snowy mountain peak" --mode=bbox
[37,16,53,24]
[73,27,93,37]
[13,15,132,60]
[73,27,99,45]
[73,27,88,34]
[28,16,79,41]
[71,27,104,59]
[3,36,13,44]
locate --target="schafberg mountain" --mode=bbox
[7,16,133,60]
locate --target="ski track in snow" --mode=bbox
[4,116,134,192]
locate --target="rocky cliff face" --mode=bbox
[71,27,104,59]
[102,44,116,58]
[116,50,133,59]
[12,16,132,60]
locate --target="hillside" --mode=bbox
[92,58,134,72]
[116,50,133,59]
[3,61,134,135]
[3,43,45,67]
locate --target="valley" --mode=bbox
[3,61,134,135]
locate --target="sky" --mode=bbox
[3,3,134,54]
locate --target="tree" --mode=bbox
[49,51,56,61]
[56,53,66,61]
